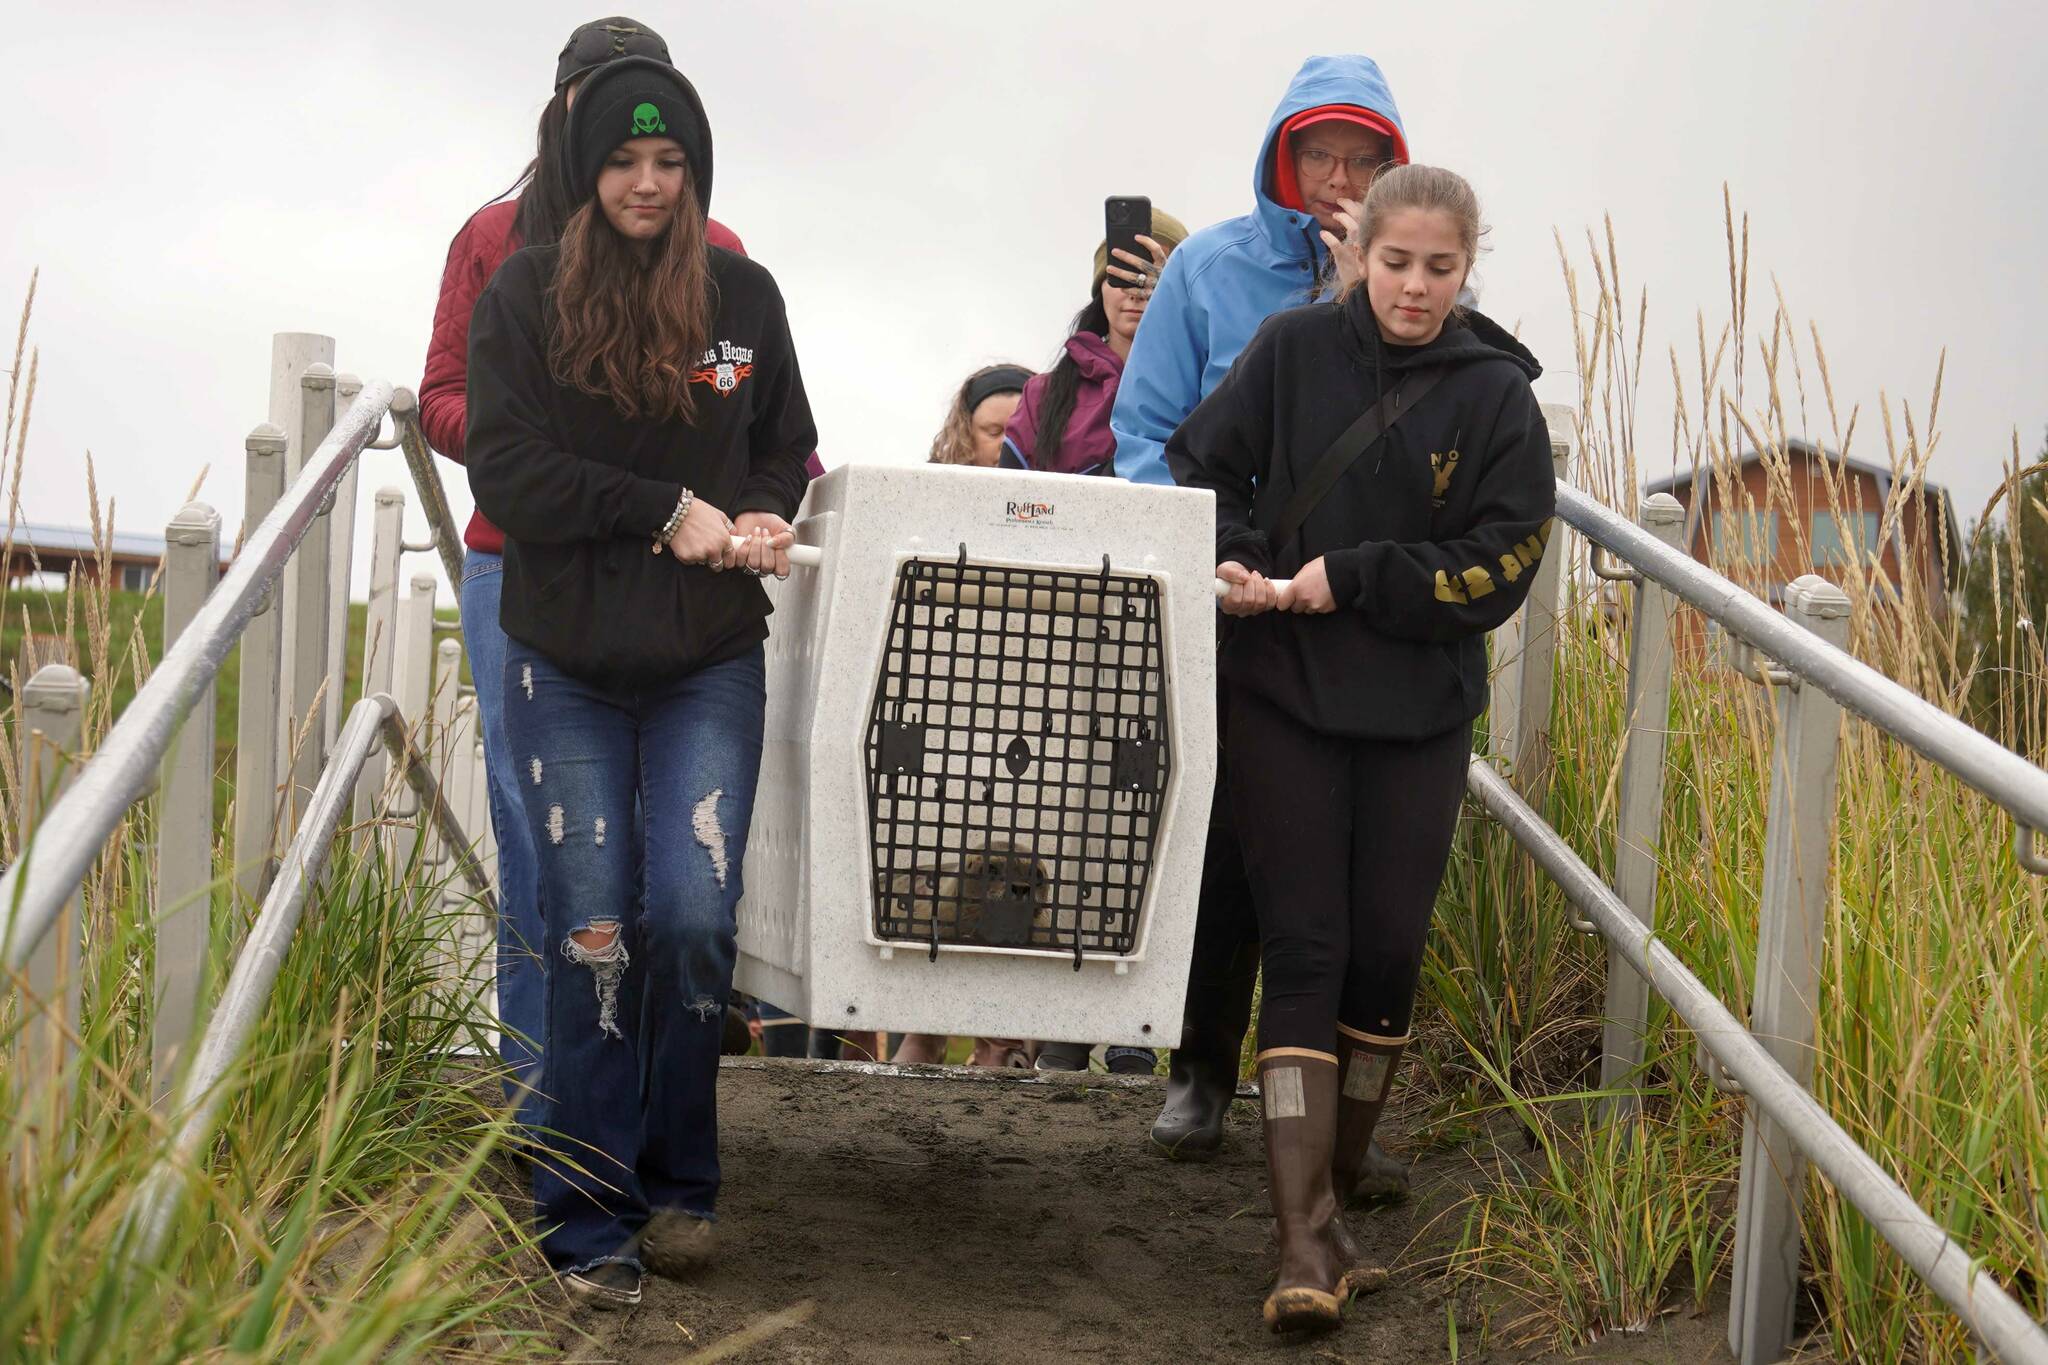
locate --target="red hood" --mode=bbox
[1269,105,1408,213]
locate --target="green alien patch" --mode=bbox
[631,102,666,135]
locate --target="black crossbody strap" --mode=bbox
[1261,364,1449,555]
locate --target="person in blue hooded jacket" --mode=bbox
[1115,55,1415,1213]
[1109,55,1409,486]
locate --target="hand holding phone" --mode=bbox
[1103,195,1152,286]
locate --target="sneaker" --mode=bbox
[1106,1049,1157,1076]
[1034,1041,1092,1072]
[563,1261,642,1310]
[641,1208,718,1280]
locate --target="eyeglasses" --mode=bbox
[1295,147,1390,180]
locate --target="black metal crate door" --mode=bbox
[863,557,1172,960]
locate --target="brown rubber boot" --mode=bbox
[1333,1026,1410,1201]
[1351,1138,1412,1202]
[1257,1049,1345,1332]
[1329,1025,1408,1292]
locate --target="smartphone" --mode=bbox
[1104,195,1152,281]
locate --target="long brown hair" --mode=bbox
[506,85,574,250]
[548,172,714,423]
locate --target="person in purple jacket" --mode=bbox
[998,206,1187,1075]
[999,207,1189,477]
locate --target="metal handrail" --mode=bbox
[1556,482,2048,836]
[0,384,393,971]
[388,389,466,594]
[1491,473,2048,1363]
[1468,761,2048,1364]
[124,693,492,1265]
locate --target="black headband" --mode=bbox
[964,367,1033,414]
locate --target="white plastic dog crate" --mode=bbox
[734,463,1217,1047]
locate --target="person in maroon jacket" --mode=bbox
[417,17,764,1130]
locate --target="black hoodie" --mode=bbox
[465,244,817,688]
[1166,292,1555,741]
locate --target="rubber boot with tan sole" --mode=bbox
[1330,1026,1410,1291]
[1257,1049,1345,1332]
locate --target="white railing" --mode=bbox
[9,357,2044,1357]
[1481,409,2048,1365]
[1,335,494,1258]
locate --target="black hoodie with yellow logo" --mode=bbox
[1166,291,1556,741]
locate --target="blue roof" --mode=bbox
[5,521,195,562]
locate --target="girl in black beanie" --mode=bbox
[466,54,816,1311]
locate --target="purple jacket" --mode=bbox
[1000,333,1122,477]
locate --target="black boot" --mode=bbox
[1149,938,1259,1159]
[1150,732,1265,1157]
[1149,809,1262,1160]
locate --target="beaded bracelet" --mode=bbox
[652,488,695,555]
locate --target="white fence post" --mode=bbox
[268,333,336,789]
[15,663,89,1143]
[232,424,289,903]
[394,574,437,773]
[444,694,491,997]
[153,502,221,1099]
[468,728,495,887]
[1497,403,1574,805]
[390,573,437,866]
[354,487,406,826]
[324,372,363,753]
[422,635,463,868]
[284,364,337,833]
[1727,574,1852,1365]
[1598,492,1688,1119]
[448,695,479,863]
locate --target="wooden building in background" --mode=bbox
[1646,440,1962,613]
[3,522,231,593]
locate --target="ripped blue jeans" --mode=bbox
[459,550,546,1129]
[501,638,764,1275]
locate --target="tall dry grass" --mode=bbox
[0,277,556,1361]
[1421,192,2048,1360]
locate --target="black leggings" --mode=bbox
[1226,685,1472,1054]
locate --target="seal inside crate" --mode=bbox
[863,554,1172,963]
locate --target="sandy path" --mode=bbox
[545,1059,1732,1364]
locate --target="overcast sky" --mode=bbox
[3,1,2043,597]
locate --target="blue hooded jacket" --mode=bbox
[1109,55,1406,487]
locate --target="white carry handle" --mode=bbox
[1212,573,1293,600]
[725,534,823,569]
[737,536,1276,597]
